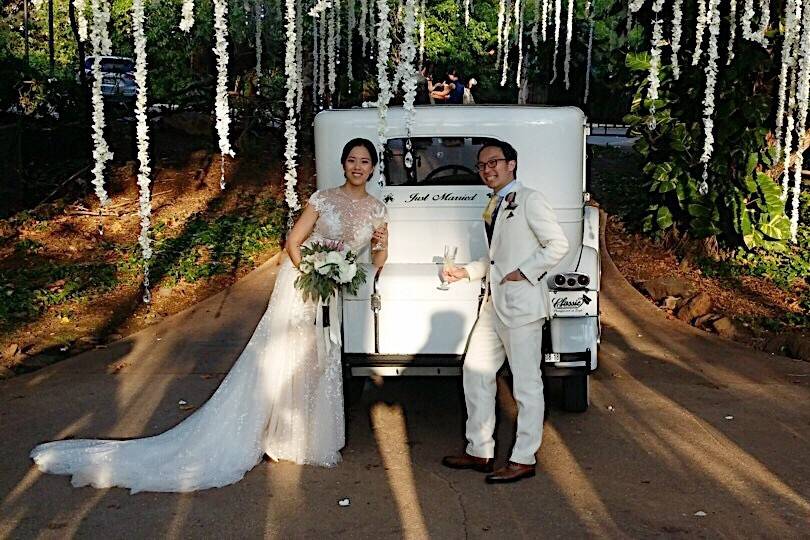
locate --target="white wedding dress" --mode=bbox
[31,188,387,493]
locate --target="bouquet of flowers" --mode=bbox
[295,241,367,303]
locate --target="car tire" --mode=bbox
[562,374,589,412]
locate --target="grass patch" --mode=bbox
[0,262,118,324]
[0,195,286,328]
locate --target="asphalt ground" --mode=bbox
[1,224,809,538]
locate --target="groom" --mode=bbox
[441,139,569,484]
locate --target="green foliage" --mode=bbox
[0,196,286,325]
[0,261,118,323]
[624,27,791,250]
[122,196,287,284]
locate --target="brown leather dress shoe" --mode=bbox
[441,453,494,473]
[485,461,536,484]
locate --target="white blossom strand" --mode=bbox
[89,0,111,207]
[213,0,234,191]
[131,0,153,301]
[179,0,195,32]
[284,0,301,213]
[670,0,683,78]
[550,0,561,83]
[726,0,736,64]
[698,0,721,194]
[789,3,810,240]
[75,0,88,41]
[563,0,573,89]
[375,0,393,186]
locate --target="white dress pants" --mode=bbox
[463,301,544,465]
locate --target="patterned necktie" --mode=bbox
[483,194,502,226]
[484,194,503,243]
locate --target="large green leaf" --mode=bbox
[759,214,791,240]
[688,203,712,218]
[656,206,673,229]
[745,152,758,176]
[626,52,651,72]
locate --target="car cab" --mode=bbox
[314,105,599,411]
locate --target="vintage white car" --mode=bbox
[313,105,599,411]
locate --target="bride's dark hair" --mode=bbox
[340,138,379,168]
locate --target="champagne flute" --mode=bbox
[371,213,387,252]
[437,245,458,290]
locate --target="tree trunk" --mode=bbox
[767,128,810,181]
[68,0,91,157]
[23,0,29,67]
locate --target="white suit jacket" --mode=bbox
[464,183,569,328]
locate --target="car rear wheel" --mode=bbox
[562,374,589,412]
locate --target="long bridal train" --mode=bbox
[30,258,344,494]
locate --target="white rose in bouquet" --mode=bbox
[337,261,357,284]
[313,252,331,274]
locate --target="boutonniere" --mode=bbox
[505,192,518,218]
[505,191,518,210]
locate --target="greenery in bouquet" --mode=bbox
[294,241,368,303]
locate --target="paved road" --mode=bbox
[1,232,809,538]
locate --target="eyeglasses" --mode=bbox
[474,158,509,172]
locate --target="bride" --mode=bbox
[30,138,389,493]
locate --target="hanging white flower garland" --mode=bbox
[691,0,708,65]
[531,0,540,46]
[500,0,513,86]
[284,0,301,215]
[697,0,720,195]
[464,0,471,25]
[542,0,549,41]
[399,0,418,132]
[213,0,234,190]
[360,0,369,55]
[740,0,768,46]
[319,11,327,102]
[584,0,594,103]
[726,0,736,64]
[348,0,355,80]
[179,0,195,32]
[255,0,263,82]
[131,0,153,302]
[312,8,319,107]
[550,0,561,83]
[515,0,524,88]
[776,0,801,157]
[75,0,89,41]
[646,0,665,126]
[670,0,683,78]
[328,2,337,99]
[788,3,810,240]
[783,69,797,201]
[295,0,304,113]
[496,0,507,69]
[563,0,573,89]
[375,0,393,186]
[89,0,111,208]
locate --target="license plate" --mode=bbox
[550,290,598,317]
[544,353,561,363]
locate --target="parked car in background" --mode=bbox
[80,56,137,101]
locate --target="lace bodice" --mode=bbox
[308,187,388,255]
